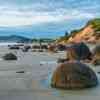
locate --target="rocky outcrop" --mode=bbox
[51,62,98,89]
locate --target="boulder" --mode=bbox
[38,49,44,52]
[57,58,69,63]
[51,62,98,89]
[3,53,17,60]
[57,44,66,51]
[48,45,57,53]
[22,45,31,52]
[9,45,20,50]
[66,42,92,61]
[93,45,100,55]
[41,45,48,50]
[92,45,100,65]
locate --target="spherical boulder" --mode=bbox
[51,62,98,89]
[3,53,17,60]
[66,42,92,61]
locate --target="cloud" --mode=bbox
[0,0,99,26]
[0,7,95,26]
[31,9,94,23]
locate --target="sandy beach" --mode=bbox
[0,44,100,100]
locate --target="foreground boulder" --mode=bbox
[92,45,100,65]
[3,53,17,60]
[66,42,92,61]
[51,62,98,89]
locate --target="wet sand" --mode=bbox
[0,45,100,100]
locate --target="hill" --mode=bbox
[0,35,32,43]
[57,18,100,44]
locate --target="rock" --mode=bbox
[9,45,20,50]
[41,45,48,50]
[3,53,17,60]
[48,45,57,53]
[51,62,98,89]
[16,71,25,73]
[24,45,31,50]
[92,45,100,65]
[32,45,41,49]
[22,45,31,52]
[97,72,100,74]
[93,59,100,66]
[93,45,100,55]
[66,42,92,61]
[57,58,69,63]
[32,49,37,52]
[38,49,44,52]
[57,44,66,51]
[22,48,28,52]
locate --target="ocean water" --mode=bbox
[0,42,18,46]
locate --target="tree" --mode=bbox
[65,31,69,37]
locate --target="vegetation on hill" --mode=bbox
[87,18,100,32]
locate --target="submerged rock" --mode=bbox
[51,62,98,89]
[66,42,92,61]
[16,71,25,73]
[3,53,17,60]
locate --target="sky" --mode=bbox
[0,0,99,38]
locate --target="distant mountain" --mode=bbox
[57,18,100,44]
[0,35,32,43]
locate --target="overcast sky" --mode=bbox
[0,0,99,38]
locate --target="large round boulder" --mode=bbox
[51,62,98,89]
[66,42,92,61]
[3,53,17,60]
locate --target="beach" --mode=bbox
[0,43,100,100]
